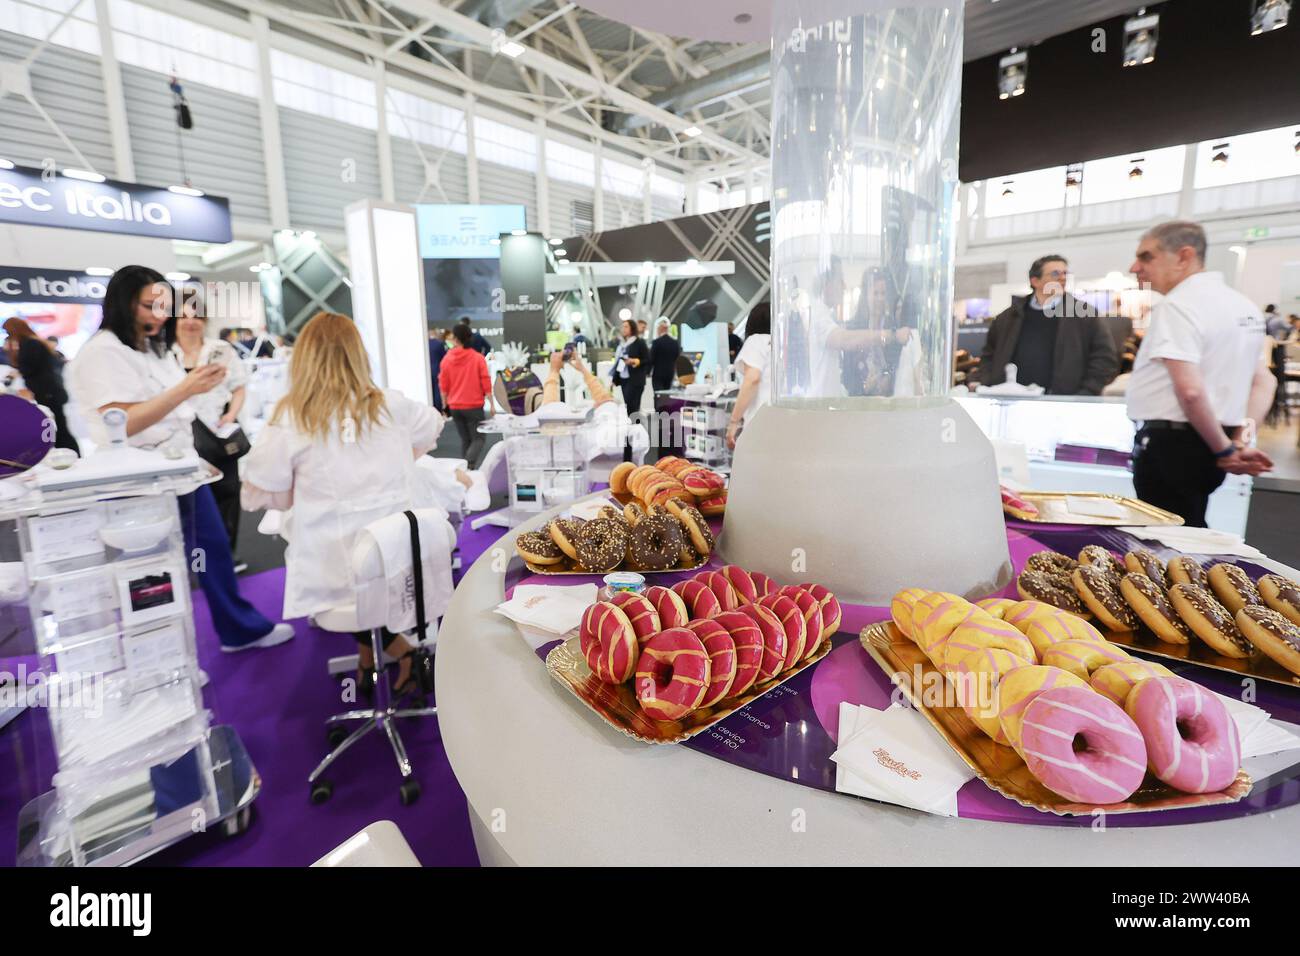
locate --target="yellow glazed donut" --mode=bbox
[890,587,929,640]
[1040,639,1132,681]
[1022,612,1105,658]
[911,594,974,661]
[941,614,1037,673]
[1089,660,1175,707]
[996,665,1088,753]
[906,591,962,651]
[952,647,1030,743]
[1002,600,1068,634]
[975,598,1018,619]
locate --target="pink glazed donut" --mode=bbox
[693,570,740,612]
[686,618,737,708]
[1125,677,1242,794]
[634,628,710,721]
[1019,687,1149,805]
[719,565,760,605]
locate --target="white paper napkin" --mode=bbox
[494,583,597,639]
[568,497,618,521]
[831,703,974,816]
[1240,720,1300,760]
[1116,526,1265,560]
[1065,495,1128,519]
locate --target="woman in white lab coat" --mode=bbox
[241,311,444,694]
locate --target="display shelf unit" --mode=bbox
[470,416,593,530]
[0,462,259,867]
[676,392,735,472]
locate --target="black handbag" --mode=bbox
[191,417,250,466]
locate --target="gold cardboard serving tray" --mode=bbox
[546,634,831,744]
[1104,624,1300,689]
[522,552,708,576]
[860,622,1251,816]
[1003,492,1184,527]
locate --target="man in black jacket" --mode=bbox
[977,255,1118,395]
[650,319,681,392]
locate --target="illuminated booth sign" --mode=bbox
[0,267,107,303]
[415,203,526,348]
[0,164,232,242]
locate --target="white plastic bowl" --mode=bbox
[99,516,174,553]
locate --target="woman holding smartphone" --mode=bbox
[69,266,293,653]
[169,291,249,564]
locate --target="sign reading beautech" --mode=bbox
[0,164,232,242]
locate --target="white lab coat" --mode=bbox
[168,339,248,429]
[242,389,444,620]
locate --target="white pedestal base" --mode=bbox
[720,401,1013,605]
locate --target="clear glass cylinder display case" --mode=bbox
[769,0,961,408]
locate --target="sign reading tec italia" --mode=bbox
[0,164,233,243]
[0,266,108,303]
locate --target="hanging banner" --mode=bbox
[0,164,232,242]
[0,267,107,303]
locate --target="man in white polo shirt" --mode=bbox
[1127,221,1275,527]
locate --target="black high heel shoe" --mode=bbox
[354,666,376,700]
[392,648,434,700]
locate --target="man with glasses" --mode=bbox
[977,254,1118,394]
[1127,221,1274,527]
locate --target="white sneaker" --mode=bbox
[199,669,211,688]
[221,622,295,653]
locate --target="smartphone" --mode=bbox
[562,341,576,361]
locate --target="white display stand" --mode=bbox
[955,393,1254,535]
[1,460,259,866]
[469,417,591,531]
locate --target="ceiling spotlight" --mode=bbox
[682,126,702,138]
[63,168,105,182]
[165,271,191,281]
[1251,0,1290,34]
[618,308,632,320]
[686,258,699,267]
[997,49,1027,100]
[168,184,204,197]
[511,229,527,236]
[85,267,115,277]
[0,159,14,170]
[1000,181,1015,197]
[249,265,263,273]
[1211,143,1230,166]
[501,39,526,58]
[1123,10,1159,66]
[1129,158,1145,179]
[558,258,570,264]
[549,237,563,245]
[554,248,568,256]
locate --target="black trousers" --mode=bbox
[1131,427,1227,529]
[352,628,403,650]
[450,407,487,468]
[210,456,242,552]
[620,380,645,420]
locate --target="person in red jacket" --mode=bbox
[438,322,497,467]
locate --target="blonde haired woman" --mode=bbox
[242,312,444,694]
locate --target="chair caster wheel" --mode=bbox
[310,779,334,804]
[399,779,420,806]
[327,725,350,748]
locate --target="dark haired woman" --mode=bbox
[726,303,772,450]
[3,317,79,454]
[611,318,650,417]
[68,265,292,653]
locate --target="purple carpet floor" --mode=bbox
[0,512,519,867]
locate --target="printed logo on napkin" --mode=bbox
[834,705,975,809]
[872,747,923,781]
